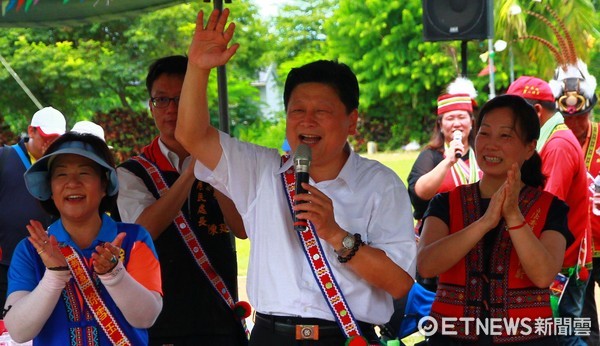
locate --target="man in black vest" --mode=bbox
[0,107,66,310]
[116,55,248,345]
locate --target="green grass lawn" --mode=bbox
[235,150,419,277]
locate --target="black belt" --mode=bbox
[254,312,376,340]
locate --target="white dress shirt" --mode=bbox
[194,131,416,324]
[117,138,191,223]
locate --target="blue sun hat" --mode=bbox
[24,140,119,201]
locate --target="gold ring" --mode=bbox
[110,255,118,264]
[37,249,45,255]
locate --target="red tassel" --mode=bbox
[579,267,590,281]
[233,301,252,319]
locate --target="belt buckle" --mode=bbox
[295,324,319,340]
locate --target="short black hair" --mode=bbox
[522,98,557,112]
[39,132,117,216]
[283,60,359,114]
[145,55,188,97]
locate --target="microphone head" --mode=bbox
[293,144,312,173]
[294,143,312,161]
[452,130,463,142]
[452,130,463,158]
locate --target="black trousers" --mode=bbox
[249,313,379,346]
[149,332,248,346]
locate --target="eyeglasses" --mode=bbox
[151,96,180,108]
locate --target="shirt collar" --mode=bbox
[49,214,118,249]
[158,138,190,173]
[275,146,356,193]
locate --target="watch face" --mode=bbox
[342,234,355,250]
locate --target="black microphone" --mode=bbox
[293,144,311,232]
[453,130,463,158]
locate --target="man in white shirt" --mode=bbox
[116,55,247,345]
[176,9,416,345]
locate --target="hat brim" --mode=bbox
[36,127,64,138]
[24,145,118,201]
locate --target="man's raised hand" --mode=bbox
[188,8,239,70]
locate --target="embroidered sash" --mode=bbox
[585,123,600,257]
[60,246,131,346]
[280,155,367,343]
[130,155,249,331]
[441,142,480,186]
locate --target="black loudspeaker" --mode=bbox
[422,0,493,42]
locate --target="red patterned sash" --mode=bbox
[60,246,131,346]
[130,156,249,332]
[280,156,369,344]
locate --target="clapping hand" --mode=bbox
[501,162,523,221]
[91,233,126,275]
[26,220,67,269]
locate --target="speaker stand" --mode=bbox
[460,41,468,77]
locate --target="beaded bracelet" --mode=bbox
[337,234,365,263]
[505,220,527,231]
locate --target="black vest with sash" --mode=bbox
[120,158,242,338]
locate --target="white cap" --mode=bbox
[71,121,106,142]
[30,107,66,137]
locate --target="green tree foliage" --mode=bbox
[268,0,337,81]
[0,0,597,153]
[495,0,598,79]
[0,113,18,146]
[0,1,270,146]
[326,0,478,149]
[236,114,287,152]
[323,0,598,150]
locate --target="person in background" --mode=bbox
[116,55,248,345]
[72,121,108,144]
[407,77,481,232]
[3,132,162,345]
[407,77,481,293]
[176,9,416,345]
[418,94,572,345]
[549,60,599,345]
[507,76,593,342]
[0,106,66,310]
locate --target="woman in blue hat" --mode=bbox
[3,132,162,345]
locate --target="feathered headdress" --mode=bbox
[446,77,478,100]
[437,77,478,115]
[520,4,597,116]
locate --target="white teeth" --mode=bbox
[67,195,84,200]
[301,135,319,143]
[484,156,501,163]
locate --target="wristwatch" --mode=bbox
[335,233,364,263]
[336,233,356,257]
